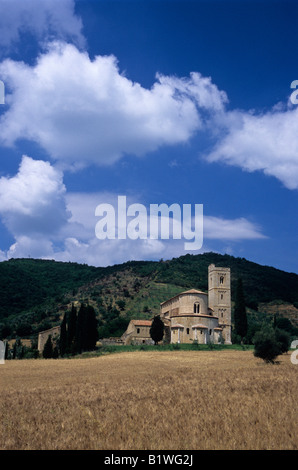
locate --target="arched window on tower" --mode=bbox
[194,302,200,313]
[220,276,224,284]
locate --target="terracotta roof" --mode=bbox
[160,289,207,305]
[131,320,152,326]
[192,324,208,329]
[38,325,60,335]
[181,289,207,295]
[171,323,185,329]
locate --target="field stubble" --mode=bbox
[0,350,297,450]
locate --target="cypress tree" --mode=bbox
[59,313,67,357]
[12,340,17,359]
[43,335,53,358]
[234,278,248,341]
[73,303,99,354]
[67,303,77,353]
[4,340,9,360]
[150,315,164,345]
[74,303,85,354]
[13,338,23,359]
[84,305,99,351]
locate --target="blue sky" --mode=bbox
[0,0,297,273]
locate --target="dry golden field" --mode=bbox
[0,349,297,450]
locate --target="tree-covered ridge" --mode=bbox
[0,252,298,341]
[152,253,298,305]
[0,258,102,320]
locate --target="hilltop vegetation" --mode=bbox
[0,252,298,342]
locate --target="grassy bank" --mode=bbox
[75,342,254,359]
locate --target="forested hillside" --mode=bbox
[0,252,298,341]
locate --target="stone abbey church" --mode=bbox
[38,263,232,351]
[122,264,232,345]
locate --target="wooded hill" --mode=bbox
[0,252,298,341]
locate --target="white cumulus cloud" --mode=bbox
[0,155,69,236]
[0,0,85,52]
[204,215,266,240]
[206,105,298,190]
[0,42,227,169]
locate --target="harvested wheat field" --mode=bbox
[0,349,297,450]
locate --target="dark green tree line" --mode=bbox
[59,303,99,356]
[234,278,248,342]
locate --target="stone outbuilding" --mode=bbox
[121,319,153,345]
[37,325,60,353]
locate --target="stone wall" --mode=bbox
[170,314,220,344]
[37,326,60,353]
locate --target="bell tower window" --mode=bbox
[194,302,200,313]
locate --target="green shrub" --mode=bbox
[275,328,291,354]
[253,326,287,363]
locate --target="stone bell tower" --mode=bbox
[208,264,232,344]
